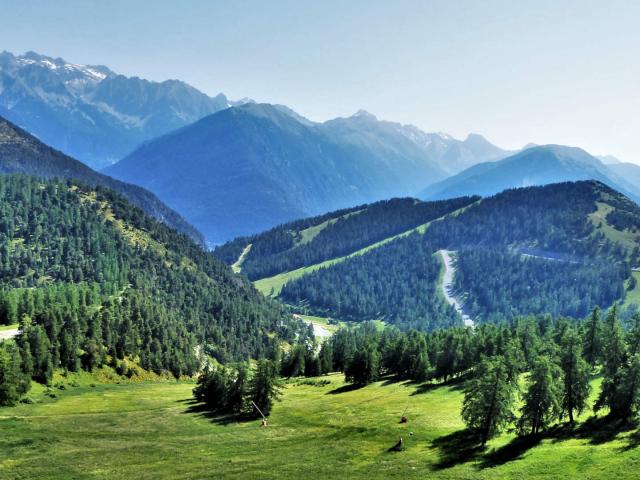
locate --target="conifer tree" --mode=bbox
[462,356,515,446]
[560,329,591,423]
[0,343,30,406]
[595,306,628,415]
[518,356,563,435]
[345,343,380,386]
[582,307,601,366]
[319,342,333,375]
[249,359,282,417]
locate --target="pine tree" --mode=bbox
[249,359,282,417]
[227,363,249,414]
[595,306,628,415]
[614,354,640,419]
[582,307,601,366]
[518,356,563,435]
[560,329,591,424]
[0,343,30,406]
[461,356,515,446]
[319,342,333,375]
[193,366,230,412]
[345,343,380,386]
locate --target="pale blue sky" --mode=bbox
[2,0,639,162]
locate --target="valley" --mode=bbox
[2,14,640,478]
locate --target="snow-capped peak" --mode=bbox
[12,51,112,83]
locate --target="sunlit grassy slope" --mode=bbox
[1,372,638,479]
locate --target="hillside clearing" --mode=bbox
[0,323,19,342]
[437,250,474,327]
[231,243,252,273]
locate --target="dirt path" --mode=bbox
[0,328,19,342]
[231,243,252,273]
[438,250,474,328]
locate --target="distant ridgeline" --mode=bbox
[0,175,304,384]
[216,181,639,330]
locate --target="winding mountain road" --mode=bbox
[438,250,475,328]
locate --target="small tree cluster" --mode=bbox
[193,359,282,418]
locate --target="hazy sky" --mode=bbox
[2,0,639,162]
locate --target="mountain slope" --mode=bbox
[0,51,238,168]
[226,181,637,329]
[107,103,506,243]
[106,104,449,243]
[0,114,203,243]
[419,145,640,202]
[0,175,302,379]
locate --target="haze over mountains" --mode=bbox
[0,51,242,168]
[3,50,640,245]
[106,103,509,243]
[0,113,203,243]
[419,145,640,204]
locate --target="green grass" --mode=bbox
[297,210,363,246]
[296,314,343,334]
[589,200,640,253]
[623,271,640,308]
[0,323,18,332]
[2,372,637,479]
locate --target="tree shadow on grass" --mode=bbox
[555,416,638,446]
[477,434,542,469]
[411,376,466,396]
[326,383,364,395]
[180,400,257,426]
[429,429,485,470]
[620,428,640,452]
[380,374,410,387]
[432,417,639,471]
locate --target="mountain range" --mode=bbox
[0,51,243,168]
[0,113,203,243]
[419,144,640,204]
[106,103,509,243]
[4,50,640,247]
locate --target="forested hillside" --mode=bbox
[241,181,638,329]
[215,195,479,280]
[0,115,203,244]
[0,175,302,396]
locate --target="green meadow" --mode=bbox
[1,372,639,479]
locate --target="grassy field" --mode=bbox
[1,372,638,479]
[296,314,343,335]
[0,323,18,331]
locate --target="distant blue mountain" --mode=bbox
[419,145,640,203]
[0,51,244,168]
[105,104,507,244]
